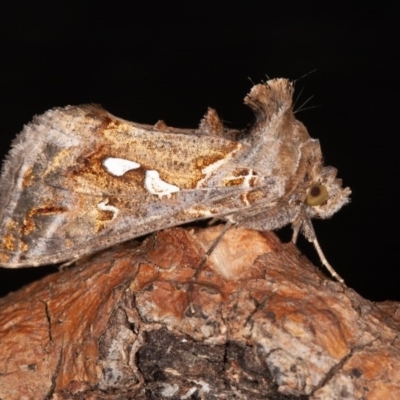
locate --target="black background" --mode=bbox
[0,2,399,301]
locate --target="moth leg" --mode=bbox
[207,217,220,226]
[59,256,80,270]
[311,237,345,285]
[188,221,233,314]
[291,219,301,244]
[292,210,345,285]
[58,249,103,270]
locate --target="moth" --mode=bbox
[0,78,350,282]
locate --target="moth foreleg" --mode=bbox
[291,221,301,244]
[292,210,345,285]
[311,237,345,285]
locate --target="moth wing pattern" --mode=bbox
[0,79,351,269]
[0,105,269,267]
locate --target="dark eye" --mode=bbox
[306,184,328,206]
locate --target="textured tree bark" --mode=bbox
[0,225,399,399]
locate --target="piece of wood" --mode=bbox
[0,225,399,399]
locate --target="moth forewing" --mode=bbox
[0,78,350,281]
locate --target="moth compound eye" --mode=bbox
[306,184,329,206]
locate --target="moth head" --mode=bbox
[305,166,351,219]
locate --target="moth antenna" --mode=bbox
[312,238,345,285]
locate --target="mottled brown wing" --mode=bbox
[0,106,260,267]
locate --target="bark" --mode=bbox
[0,225,399,399]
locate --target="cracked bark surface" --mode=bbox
[0,225,399,399]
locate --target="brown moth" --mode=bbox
[0,79,350,282]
